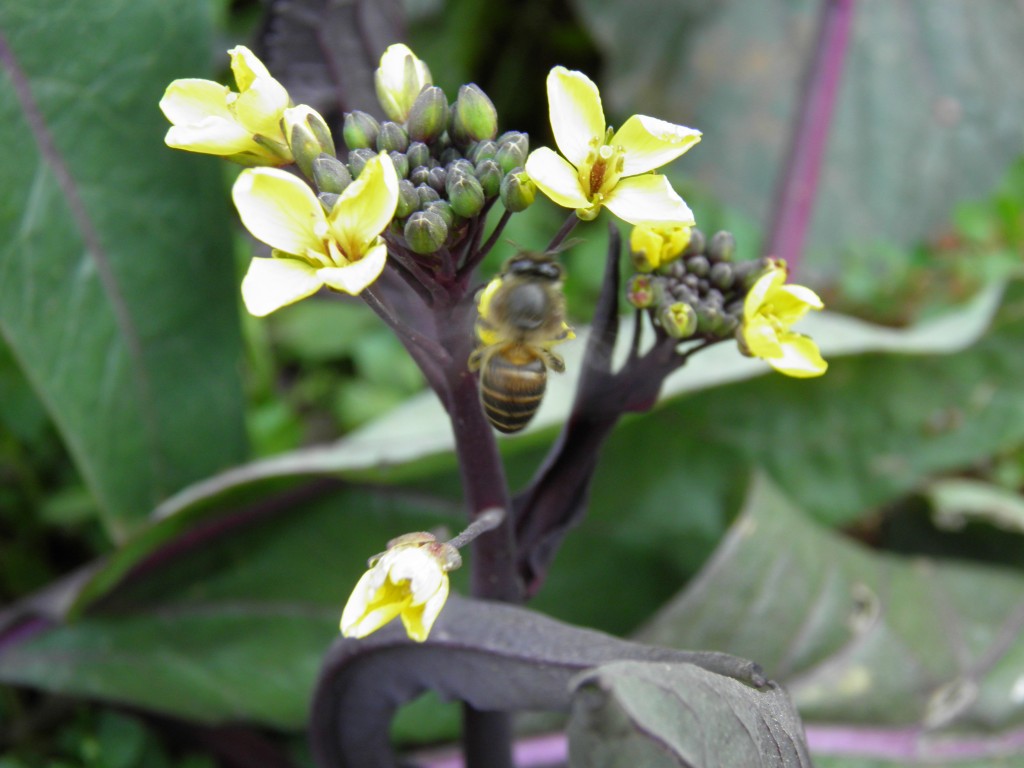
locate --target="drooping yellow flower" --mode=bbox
[740,264,827,378]
[234,152,400,316]
[524,67,701,225]
[160,46,294,165]
[630,223,693,272]
[341,533,461,643]
[374,43,432,123]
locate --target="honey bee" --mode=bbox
[469,252,575,434]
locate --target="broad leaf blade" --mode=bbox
[569,661,811,768]
[640,475,1024,760]
[0,0,247,539]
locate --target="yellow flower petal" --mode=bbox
[159,79,233,125]
[744,268,785,318]
[340,568,407,639]
[524,147,590,210]
[375,43,432,122]
[401,575,449,642]
[330,153,399,257]
[612,115,702,176]
[241,256,323,317]
[232,168,327,258]
[602,174,695,226]
[546,67,605,169]
[770,334,828,378]
[742,315,783,359]
[164,119,258,156]
[233,79,290,139]
[318,243,388,295]
[228,45,274,92]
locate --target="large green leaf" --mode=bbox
[640,475,1024,764]
[570,0,1024,276]
[0,0,247,540]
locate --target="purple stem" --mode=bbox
[763,0,856,275]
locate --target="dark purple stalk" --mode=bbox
[763,0,856,275]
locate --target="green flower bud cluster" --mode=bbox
[308,83,532,258]
[627,229,773,340]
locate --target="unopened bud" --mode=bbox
[375,43,432,123]
[440,146,463,166]
[446,172,485,217]
[407,141,431,169]
[626,274,656,309]
[424,200,455,230]
[685,254,710,277]
[318,191,339,212]
[343,111,380,150]
[377,122,409,153]
[661,302,698,339]
[475,159,502,198]
[407,86,449,144]
[683,227,706,257]
[451,84,498,145]
[500,170,535,212]
[495,132,529,174]
[410,165,431,186]
[312,153,352,194]
[469,140,498,163]
[707,230,736,262]
[427,166,447,193]
[709,262,734,290]
[389,150,410,179]
[347,148,377,177]
[416,184,441,206]
[396,179,419,218]
[404,209,449,254]
[285,105,336,178]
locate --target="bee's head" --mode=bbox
[504,254,564,282]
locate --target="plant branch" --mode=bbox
[546,212,580,253]
[763,0,855,275]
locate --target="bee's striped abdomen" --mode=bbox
[479,348,547,434]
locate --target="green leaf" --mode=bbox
[0,0,247,540]
[640,475,1024,761]
[568,661,811,768]
[924,479,1024,534]
[572,0,1024,277]
[0,487,453,729]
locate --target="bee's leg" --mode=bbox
[539,349,565,373]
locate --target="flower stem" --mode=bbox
[546,212,580,253]
[763,0,855,274]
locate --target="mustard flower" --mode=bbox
[524,67,701,225]
[374,43,432,123]
[160,46,293,165]
[630,223,693,272]
[341,533,461,643]
[234,152,400,316]
[740,265,827,378]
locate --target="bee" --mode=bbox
[469,252,574,434]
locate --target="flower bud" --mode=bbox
[427,166,447,193]
[475,158,502,198]
[396,179,420,218]
[450,84,498,145]
[347,148,377,177]
[469,140,498,163]
[661,302,698,339]
[406,86,449,144]
[406,141,431,169]
[318,191,339,211]
[500,169,535,212]
[683,227,706,257]
[404,209,449,254]
[707,230,736,262]
[424,200,455,230]
[440,146,463,166]
[312,153,352,194]
[630,223,691,273]
[495,132,529,174]
[343,110,380,150]
[284,105,336,178]
[388,150,410,179]
[626,274,656,308]
[377,121,409,153]
[446,171,485,217]
[416,184,441,206]
[709,262,734,290]
[375,43,432,122]
[409,165,431,186]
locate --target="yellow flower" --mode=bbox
[740,264,827,378]
[524,67,701,225]
[630,223,693,272]
[341,533,461,643]
[234,152,400,316]
[160,46,294,165]
[374,43,432,122]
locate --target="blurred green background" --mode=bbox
[2,0,1024,765]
